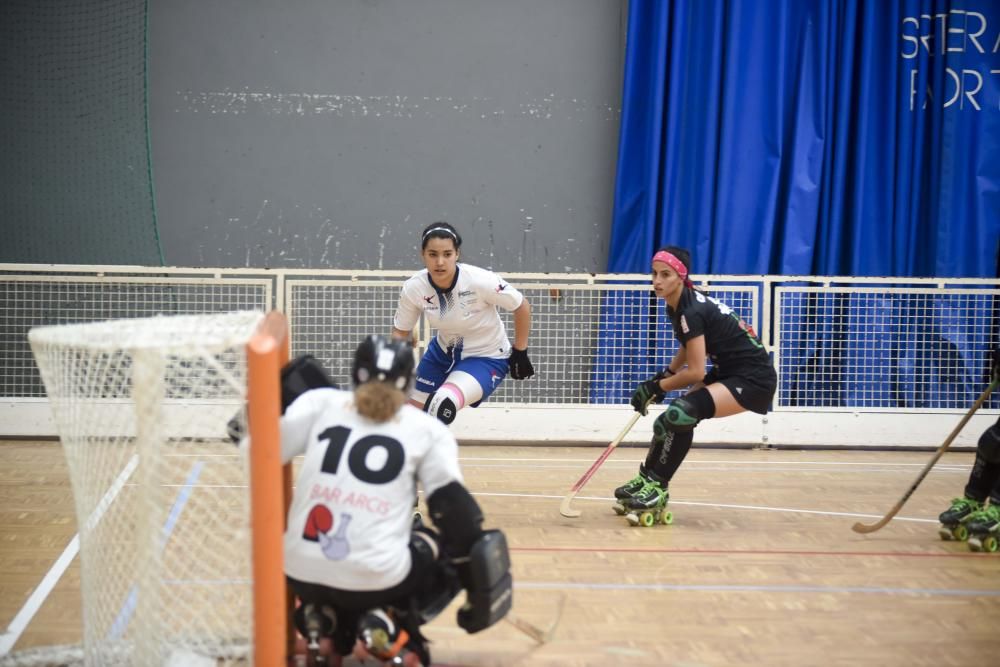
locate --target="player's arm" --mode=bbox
[660,336,706,392]
[511,298,531,350]
[392,281,421,341]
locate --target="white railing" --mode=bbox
[2,264,997,447]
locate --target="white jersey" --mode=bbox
[278,387,463,591]
[393,263,523,360]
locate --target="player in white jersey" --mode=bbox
[275,336,512,666]
[392,221,534,425]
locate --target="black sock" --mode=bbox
[644,438,664,471]
[651,430,694,483]
[964,453,1000,502]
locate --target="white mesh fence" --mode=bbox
[2,266,998,418]
[25,311,264,667]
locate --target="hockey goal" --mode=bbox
[25,311,290,666]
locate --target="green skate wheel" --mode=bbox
[640,511,655,527]
[953,524,969,541]
[661,511,673,525]
[984,536,999,553]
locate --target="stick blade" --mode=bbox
[559,494,581,518]
[851,520,880,534]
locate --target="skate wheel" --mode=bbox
[969,537,983,552]
[984,536,999,553]
[640,511,655,527]
[626,512,640,527]
[938,526,953,541]
[661,511,673,525]
[612,503,626,516]
[953,524,969,541]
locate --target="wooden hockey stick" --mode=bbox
[503,593,566,644]
[852,379,997,534]
[559,411,644,518]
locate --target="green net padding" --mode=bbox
[0,0,162,265]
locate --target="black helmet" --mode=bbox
[351,335,415,391]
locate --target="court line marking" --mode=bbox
[107,461,204,641]
[155,579,1000,598]
[514,581,1000,597]
[511,545,992,559]
[0,455,139,656]
[473,491,940,523]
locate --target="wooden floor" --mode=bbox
[2,439,1000,666]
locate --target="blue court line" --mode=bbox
[106,461,205,642]
[515,581,1000,597]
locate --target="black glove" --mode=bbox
[992,347,1000,385]
[508,347,534,380]
[630,378,666,416]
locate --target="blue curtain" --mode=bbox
[609,0,1000,278]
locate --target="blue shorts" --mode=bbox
[414,339,509,406]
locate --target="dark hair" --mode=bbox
[421,222,462,250]
[655,245,692,274]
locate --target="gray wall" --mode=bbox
[149,0,625,273]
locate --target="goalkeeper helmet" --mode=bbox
[351,335,415,391]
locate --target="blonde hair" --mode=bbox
[354,381,406,422]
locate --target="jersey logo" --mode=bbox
[735,386,744,395]
[496,283,507,293]
[423,295,435,304]
[318,512,352,561]
[680,315,690,334]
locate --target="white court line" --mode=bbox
[457,462,969,474]
[514,581,1000,597]
[0,455,139,656]
[459,456,971,469]
[473,491,939,524]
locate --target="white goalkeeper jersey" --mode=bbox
[393,263,524,359]
[278,387,463,591]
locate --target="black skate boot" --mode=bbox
[938,496,983,541]
[623,471,673,528]
[612,465,651,515]
[966,504,1000,553]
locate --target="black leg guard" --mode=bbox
[966,424,1000,501]
[651,430,694,483]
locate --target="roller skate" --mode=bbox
[622,476,673,528]
[294,603,337,667]
[356,608,426,666]
[938,496,983,541]
[612,465,650,516]
[966,504,1000,553]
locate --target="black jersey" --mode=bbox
[667,288,771,378]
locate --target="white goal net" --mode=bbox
[26,312,265,666]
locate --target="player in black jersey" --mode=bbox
[612,246,777,525]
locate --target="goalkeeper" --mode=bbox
[269,336,512,666]
[392,221,534,427]
[614,246,777,519]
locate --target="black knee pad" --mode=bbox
[654,396,701,437]
[423,391,458,425]
[979,424,1000,464]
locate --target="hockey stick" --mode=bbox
[503,593,566,644]
[559,411,644,518]
[852,379,998,534]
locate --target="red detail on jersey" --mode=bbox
[303,504,333,541]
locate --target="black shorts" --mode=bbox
[287,531,440,654]
[704,365,777,415]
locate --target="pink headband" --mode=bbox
[652,251,694,287]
